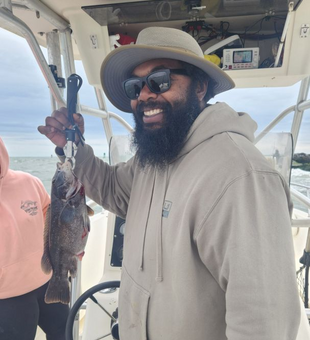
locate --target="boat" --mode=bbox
[1,0,310,339]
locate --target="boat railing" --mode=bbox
[0,3,134,142]
[0,4,66,106]
[291,183,310,199]
[254,97,310,147]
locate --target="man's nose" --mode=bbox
[138,82,158,101]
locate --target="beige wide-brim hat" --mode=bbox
[101,27,235,113]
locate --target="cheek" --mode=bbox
[169,79,191,102]
[175,92,187,102]
[164,86,189,104]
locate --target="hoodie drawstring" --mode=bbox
[139,171,156,272]
[156,208,164,282]
[156,168,169,282]
[138,167,169,283]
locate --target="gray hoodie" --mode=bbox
[73,102,300,340]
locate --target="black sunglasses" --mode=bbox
[123,68,188,100]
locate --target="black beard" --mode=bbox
[131,87,202,170]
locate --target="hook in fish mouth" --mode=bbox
[53,160,82,200]
[66,179,82,200]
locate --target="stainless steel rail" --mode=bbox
[254,98,310,145]
[291,183,310,216]
[0,6,66,106]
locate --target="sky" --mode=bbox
[0,27,309,158]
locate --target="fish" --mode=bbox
[41,160,94,304]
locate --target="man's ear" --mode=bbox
[196,81,208,102]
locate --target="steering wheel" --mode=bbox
[65,280,121,340]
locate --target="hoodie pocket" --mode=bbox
[119,265,150,340]
[0,250,50,299]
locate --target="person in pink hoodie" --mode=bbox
[0,137,69,340]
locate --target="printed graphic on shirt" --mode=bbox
[162,200,172,218]
[21,200,38,216]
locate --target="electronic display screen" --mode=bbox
[233,50,253,63]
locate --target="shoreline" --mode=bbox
[293,154,310,172]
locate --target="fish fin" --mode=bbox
[44,275,70,305]
[41,204,52,274]
[87,205,94,216]
[81,227,88,239]
[86,219,91,232]
[69,257,78,277]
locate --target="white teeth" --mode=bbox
[144,109,163,116]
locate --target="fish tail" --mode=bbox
[44,275,70,305]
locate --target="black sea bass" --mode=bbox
[41,160,94,304]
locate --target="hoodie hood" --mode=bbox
[0,137,9,192]
[178,102,257,160]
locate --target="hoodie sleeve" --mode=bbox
[195,170,300,340]
[69,143,135,218]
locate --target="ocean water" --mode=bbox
[9,157,310,212]
[290,168,310,212]
[10,157,57,194]
[9,156,108,195]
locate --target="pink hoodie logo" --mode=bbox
[21,200,38,216]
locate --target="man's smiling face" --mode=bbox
[130,59,192,129]
[129,59,207,170]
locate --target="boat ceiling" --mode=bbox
[82,0,298,27]
[6,0,301,51]
[2,0,309,89]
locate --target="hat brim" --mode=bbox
[101,44,235,113]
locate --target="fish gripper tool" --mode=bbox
[63,73,84,168]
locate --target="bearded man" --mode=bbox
[38,27,302,340]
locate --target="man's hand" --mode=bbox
[37,107,85,148]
